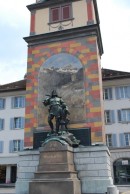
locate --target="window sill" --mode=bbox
[13,128,23,130]
[116,98,130,100]
[105,123,114,125]
[104,99,113,101]
[48,18,74,25]
[12,107,25,109]
[118,122,130,124]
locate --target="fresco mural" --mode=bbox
[38,53,86,127]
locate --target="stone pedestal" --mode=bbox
[74,146,113,194]
[16,145,115,194]
[29,141,81,194]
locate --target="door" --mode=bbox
[0,166,6,183]
[114,158,130,184]
[11,166,17,183]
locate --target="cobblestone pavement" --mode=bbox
[118,186,130,194]
[0,186,130,194]
[0,188,15,194]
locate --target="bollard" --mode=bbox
[107,185,119,194]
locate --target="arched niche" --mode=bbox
[38,53,86,127]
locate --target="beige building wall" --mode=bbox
[35,0,89,35]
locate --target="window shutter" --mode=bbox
[0,99,5,109]
[108,88,112,100]
[0,141,3,153]
[117,110,121,122]
[122,110,126,122]
[21,117,25,129]
[115,88,120,99]
[128,110,130,121]
[10,118,14,130]
[9,141,14,153]
[51,7,60,22]
[20,140,24,151]
[112,134,117,147]
[0,119,2,130]
[62,5,70,20]
[11,97,14,108]
[22,97,25,108]
[1,119,4,130]
[3,99,5,109]
[119,133,125,147]
[0,119,4,130]
[111,110,115,123]
[127,86,130,98]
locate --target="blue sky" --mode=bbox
[0,0,130,84]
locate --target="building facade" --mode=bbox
[0,80,25,183]
[103,68,130,185]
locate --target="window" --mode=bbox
[0,119,4,130]
[50,4,72,23]
[10,117,25,129]
[103,88,112,100]
[0,98,5,109]
[118,109,130,123]
[106,134,112,147]
[120,133,130,147]
[11,96,25,108]
[104,110,115,124]
[106,134,117,147]
[124,133,130,146]
[9,140,24,152]
[115,86,130,99]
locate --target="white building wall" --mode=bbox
[0,94,25,156]
[0,88,25,184]
[103,78,130,148]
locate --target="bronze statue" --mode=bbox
[43,90,70,134]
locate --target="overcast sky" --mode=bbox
[0,0,130,84]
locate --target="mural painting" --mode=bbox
[38,53,86,127]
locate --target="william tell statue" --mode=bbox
[42,90,70,134]
[42,90,80,147]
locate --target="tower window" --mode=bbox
[50,4,72,23]
[51,7,60,22]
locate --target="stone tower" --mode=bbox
[24,0,105,148]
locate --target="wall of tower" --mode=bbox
[25,35,105,147]
[30,0,97,35]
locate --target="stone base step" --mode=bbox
[34,171,77,179]
[29,179,81,194]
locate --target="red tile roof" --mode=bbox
[0,79,26,92]
[102,68,130,81]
